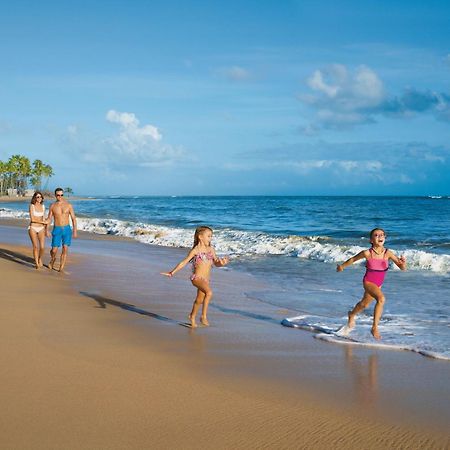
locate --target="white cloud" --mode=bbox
[103,109,183,164]
[290,159,383,174]
[63,111,185,168]
[218,66,251,81]
[67,124,78,135]
[106,109,162,143]
[300,64,385,129]
[223,158,384,176]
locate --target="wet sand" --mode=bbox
[1,220,449,449]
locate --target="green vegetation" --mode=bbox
[0,155,54,196]
[64,187,74,197]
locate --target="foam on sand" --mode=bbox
[282,316,450,361]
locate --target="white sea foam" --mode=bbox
[282,316,450,361]
[1,207,449,274]
[314,333,450,360]
[0,208,28,219]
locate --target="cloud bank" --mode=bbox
[299,64,450,131]
[229,141,449,189]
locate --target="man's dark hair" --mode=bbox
[54,187,64,195]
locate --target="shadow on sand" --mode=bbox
[0,247,35,268]
[211,303,281,325]
[79,291,191,327]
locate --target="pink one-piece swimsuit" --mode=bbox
[363,248,389,287]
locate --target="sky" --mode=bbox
[0,0,449,196]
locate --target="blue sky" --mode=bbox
[1,0,449,195]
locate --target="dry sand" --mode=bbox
[1,241,449,449]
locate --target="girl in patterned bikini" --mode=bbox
[336,228,407,340]
[161,226,229,328]
[28,191,48,269]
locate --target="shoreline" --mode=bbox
[1,222,449,448]
[0,195,90,203]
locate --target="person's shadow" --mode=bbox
[0,248,35,268]
[79,291,191,327]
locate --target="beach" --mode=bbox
[1,218,449,449]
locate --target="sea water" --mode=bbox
[2,195,449,359]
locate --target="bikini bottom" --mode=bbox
[28,224,45,233]
[190,274,210,283]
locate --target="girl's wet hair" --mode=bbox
[30,191,44,205]
[193,226,213,248]
[370,228,385,240]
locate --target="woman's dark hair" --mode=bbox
[30,191,44,205]
[192,226,213,248]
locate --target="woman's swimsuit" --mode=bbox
[363,248,389,287]
[190,251,214,282]
[28,204,46,233]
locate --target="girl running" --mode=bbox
[337,228,406,340]
[161,226,229,328]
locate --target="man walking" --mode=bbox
[47,187,77,272]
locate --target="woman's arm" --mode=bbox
[336,250,367,272]
[161,248,198,277]
[46,205,54,237]
[387,250,407,270]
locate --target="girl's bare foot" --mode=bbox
[188,314,197,328]
[200,316,210,326]
[347,311,356,329]
[371,327,381,340]
[48,259,55,270]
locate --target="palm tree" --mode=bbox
[42,164,54,190]
[0,160,6,195]
[17,155,32,194]
[31,159,45,190]
[64,187,74,197]
[7,155,22,193]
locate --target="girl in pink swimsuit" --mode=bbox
[337,228,407,340]
[161,226,229,328]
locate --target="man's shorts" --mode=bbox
[52,225,72,248]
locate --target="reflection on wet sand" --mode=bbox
[345,347,378,407]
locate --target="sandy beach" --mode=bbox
[1,219,449,449]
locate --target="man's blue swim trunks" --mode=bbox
[52,225,72,247]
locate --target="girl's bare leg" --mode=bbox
[189,289,205,328]
[37,230,45,267]
[28,229,40,269]
[347,290,374,328]
[190,279,213,327]
[362,282,386,340]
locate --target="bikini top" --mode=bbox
[192,251,214,268]
[366,248,389,272]
[31,204,45,217]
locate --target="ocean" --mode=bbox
[2,195,449,359]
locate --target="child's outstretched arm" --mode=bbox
[161,248,197,277]
[387,250,407,270]
[212,248,229,267]
[336,250,367,272]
